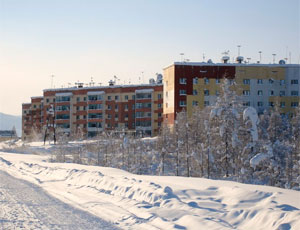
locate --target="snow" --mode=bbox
[55,92,73,96]
[243,107,259,141]
[0,170,116,230]
[210,107,222,119]
[135,89,154,93]
[0,151,299,230]
[87,91,105,95]
[250,145,273,168]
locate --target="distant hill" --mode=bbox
[0,112,21,137]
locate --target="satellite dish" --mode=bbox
[279,59,286,65]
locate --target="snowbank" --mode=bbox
[0,152,299,230]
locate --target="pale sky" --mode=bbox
[0,0,299,115]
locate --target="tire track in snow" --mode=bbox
[0,170,119,230]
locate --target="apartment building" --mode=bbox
[163,61,300,124]
[22,82,163,140]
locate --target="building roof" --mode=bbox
[43,83,163,93]
[163,62,300,70]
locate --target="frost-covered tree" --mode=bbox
[209,79,243,178]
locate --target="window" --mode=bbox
[158,113,162,118]
[193,89,198,95]
[257,102,263,107]
[115,114,118,119]
[88,104,102,110]
[280,91,285,96]
[77,106,80,111]
[53,98,56,102]
[158,103,162,108]
[83,115,86,119]
[291,102,299,108]
[125,113,128,118]
[243,79,250,85]
[291,91,299,96]
[46,99,49,103]
[280,102,285,108]
[115,104,118,110]
[179,89,187,95]
[107,114,111,119]
[215,90,220,96]
[243,90,250,96]
[115,95,119,100]
[269,102,274,107]
[83,97,86,101]
[243,101,250,106]
[88,113,102,119]
[83,106,86,111]
[204,78,209,84]
[125,95,129,100]
[269,79,274,84]
[280,80,285,85]
[33,105,36,108]
[193,77,198,84]
[158,94,162,99]
[76,115,80,120]
[124,104,128,110]
[179,101,186,107]
[216,79,221,84]
[56,96,70,102]
[204,101,210,107]
[269,90,274,96]
[107,96,111,100]
[107,105,111,110]
[192,101,198,106]
[291,79,299,84]
[179,78,187,84]
[257,79,263,84]
[204,90,209,96]
[77,97,80,102]
[132,95,135,100]
[258,90,263,96]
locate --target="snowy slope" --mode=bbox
[0,112,21,136]
[0,152,299,230]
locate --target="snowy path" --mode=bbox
[0,170,119,230]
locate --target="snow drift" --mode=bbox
[0,152,299,230]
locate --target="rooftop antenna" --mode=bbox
[90,77,95,86]
[202,53,205,62]
[247,57,251,64]
[272,54,276,64]
[285,46,288,63]
[141,71,144,84]
[180,53,184,62]
[113,75,120,85]
[237,45,241,56]
[50,75,54,88]
[259,51,262,63]
[289,52,292,64]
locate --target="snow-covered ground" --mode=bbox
[0,150,299,230]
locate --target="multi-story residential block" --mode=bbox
[163,61,300,124]
[22,82,163,140]
[22,96,44,140]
